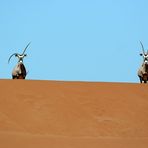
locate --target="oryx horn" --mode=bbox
[140,41,145,54]
[8,53,18,64]
[22,42,31,55]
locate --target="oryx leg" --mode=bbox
[144,80,147,83]
[18,75,25,79]
[12,75,18,79]
[139,76,143,83]
[143,74,148,84]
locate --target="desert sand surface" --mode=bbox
[0,79,148,148]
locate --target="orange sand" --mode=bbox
[0,80,148,148]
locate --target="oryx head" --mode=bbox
[140,41,148,64]
[8,42,31,64]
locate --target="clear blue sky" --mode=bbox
[0,0,148,82]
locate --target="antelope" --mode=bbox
[137,41,148,83]
[8,42,31,79]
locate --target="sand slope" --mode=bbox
[0,80,148,147]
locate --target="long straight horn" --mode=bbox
[140,41,145,54]
[22,42,31,55]
[8,53,17,64]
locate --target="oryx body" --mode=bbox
[12,62,26,79]
[8,43,30,79]
[137,42,148,83]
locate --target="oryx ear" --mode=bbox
[140,53,143,56]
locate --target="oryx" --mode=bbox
[137,41,148,83]
[8,42,31,79]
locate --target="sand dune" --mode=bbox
[0,80,148,147]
